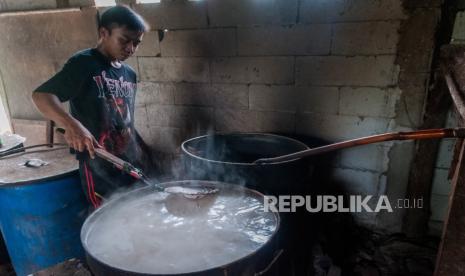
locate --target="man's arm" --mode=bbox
[32,92,98,158]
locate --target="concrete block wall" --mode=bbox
[0,0,444,232]
[127,0,437,232]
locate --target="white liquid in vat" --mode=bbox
[85,188,277,274]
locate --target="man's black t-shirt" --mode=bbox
[34,48,144,207]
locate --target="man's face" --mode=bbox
[100,26,144,61]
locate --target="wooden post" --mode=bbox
[434,45,465,275]
[434,135,465,275]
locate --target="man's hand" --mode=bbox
[32,92,101,159]
[64,121,100,159]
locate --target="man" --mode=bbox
[32,5,151,209]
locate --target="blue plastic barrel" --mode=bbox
[0,147,87,276]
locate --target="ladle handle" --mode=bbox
[254,128,465,164]
[55,127,147,181]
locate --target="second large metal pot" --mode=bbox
[181,133,312,196]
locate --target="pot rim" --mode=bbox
[181,132,310,166]
[81,180,281,276]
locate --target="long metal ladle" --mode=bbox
[56,128,218,199]
[254,128,465,164]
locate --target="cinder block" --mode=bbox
[146,104,214,129]
[160,28,236,57]
[298,0,342,23]
[68,0,93,7]
[452,12,465,42]
[249,85,297,112]
[431,168,452,196]
[173,83,249,109]
[435,139,455,169]
[138,57,210,83]
[133,1,207,29]
[238,24,331,56]
[339,87,400,118]
[296,56,399,87]
[336,144,390,173]
[211,57,294,84]
[331,167,382,196]
[296,113,391,141]
[146,104,175,127]
[174,106,215,133]
[430,194,449,221]
[215,109,295,133]
[173,83,214,106]
[299,0,406,23]
[214,109,257,132]
[332,21,400,55]
[257,111,295,133]
[208,0,298,27]
[134,105,150,139]
[147,126,183,153]
[0,0,57,11]
[136,31,161,57]
[212,84,249,109]
[136,82,175,106]
[125,57,139,76]
[296,86,339,114]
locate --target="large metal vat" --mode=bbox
[81,180,281,276]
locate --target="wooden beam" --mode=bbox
[434,44,465,276]
[402,70,451,237]
[434,136,465,275]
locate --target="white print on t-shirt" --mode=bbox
[92,70,136,99]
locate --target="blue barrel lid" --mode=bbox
[0,147,78,186]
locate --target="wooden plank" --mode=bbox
[434,44,465,275]
[11,118,48,146]
[11,118,66,146]
[434,139,465,275]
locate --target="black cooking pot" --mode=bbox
[181,133,312,196]
[81,180,281,276]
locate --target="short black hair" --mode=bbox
[97,5,149,33]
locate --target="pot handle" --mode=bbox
[254,249,284,276]
[255,127,465,164]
